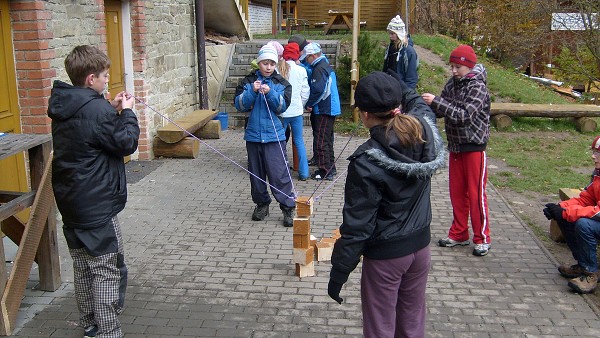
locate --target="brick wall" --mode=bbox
[10,1,55,135]
[6,0,205,160]
[248,4,272,34]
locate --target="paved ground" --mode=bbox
[10,128,600,337]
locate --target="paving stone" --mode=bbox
[8,128,600,337]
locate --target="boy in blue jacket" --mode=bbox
[234,44,296,227]
[301,42,341,181]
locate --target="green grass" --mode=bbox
[486,133,592,193]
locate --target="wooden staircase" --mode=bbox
[204,0,250,39]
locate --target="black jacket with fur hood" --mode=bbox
[330,116,445,284]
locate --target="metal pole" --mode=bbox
[405,0,409,34]
[194,0,208,109]
[351,0,360,122]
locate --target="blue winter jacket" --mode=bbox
[305,55,341,117]
[234,70,292,143]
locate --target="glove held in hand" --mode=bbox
[328,280,344,304]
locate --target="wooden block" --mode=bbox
[559,188,581,201]
[320,237,337,245]
[293,234,309,249]
[550,219,566,242]
[153,136,200,158]
[293,217,310,235]
[296,196,314,217]
[331,229,341,239]
[491,114,512,130]
[310,234,318,248]
[157,109,217,143]
[316,241,334,261]
[295,261,315,277]
[193,120,222,139]
[293,246,314,264]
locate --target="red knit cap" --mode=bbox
[283,42,301,61]
[591,136,600,151]
[449,45,477,68]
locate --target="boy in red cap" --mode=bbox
[543,136,600,293]
[422,44,492,256]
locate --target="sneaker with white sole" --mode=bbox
[472,243,490,256]
[84,325,98,338]
[438,237,470,247]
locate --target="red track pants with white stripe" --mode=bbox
[447,151,491,245]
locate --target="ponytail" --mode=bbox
[277,58,290,80]
[385,112,424,147]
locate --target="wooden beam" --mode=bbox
[490,103,600,117]
[156,110,216,143]
[153,137,200,159]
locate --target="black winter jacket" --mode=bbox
[330,116,446,284]
[47,80,140,229]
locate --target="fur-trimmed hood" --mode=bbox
[352,115,446,178]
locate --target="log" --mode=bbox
[193,120,222,139]
[574,117,597,133]
[153,136,199,159]
[490,103,600,118]
[157,109,217,143]
[491,114,512,130]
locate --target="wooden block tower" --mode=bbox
[293,196,315,277]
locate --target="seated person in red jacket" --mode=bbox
[544,135,600,294]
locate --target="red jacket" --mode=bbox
[560,174,600,222]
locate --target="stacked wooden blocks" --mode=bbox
[293,197,315,277]
[292,197,341,277]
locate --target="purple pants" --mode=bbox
[361,246,431,338]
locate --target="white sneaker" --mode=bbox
[438,237,470,247]
[473,243,490,256]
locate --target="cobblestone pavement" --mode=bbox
[11,128,600,337]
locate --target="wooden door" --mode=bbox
[105,0,125,98]
[104,1,131,162]
[0,0,27,194]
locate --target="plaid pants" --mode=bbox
[67,216,127,338]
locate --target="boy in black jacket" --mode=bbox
[48,45,139,338]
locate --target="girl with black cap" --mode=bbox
[328,71,445,338]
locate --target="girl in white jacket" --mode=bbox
[278,42,310,180]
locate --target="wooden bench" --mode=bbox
[154,109,219,158]
[491,103,600,132]
[549,188,582,242]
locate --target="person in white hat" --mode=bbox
[234,44,296,227]
[383,15,419,89]
[300,42,342,181]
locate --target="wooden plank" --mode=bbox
[157,110,217,143]
[0,155,54,335]
[490,103,600,117]
[0,191,36,222]
[28,140,60,291]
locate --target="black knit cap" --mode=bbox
[354,71,403,113]
[288,34,308,51]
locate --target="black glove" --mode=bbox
[543,203,564,221]
[328,280,344,304]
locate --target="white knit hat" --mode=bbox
[256,45,278,64]
[387,15,406,42]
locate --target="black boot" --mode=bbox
[281,206,295,227]
[252,203,270,221]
